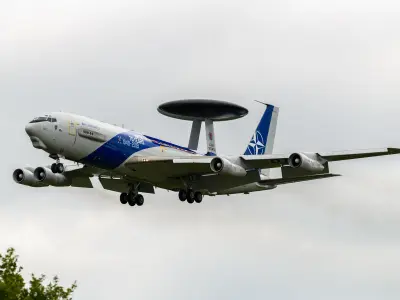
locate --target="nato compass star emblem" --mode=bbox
[247,131,265,155]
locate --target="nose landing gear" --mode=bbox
[51,163,65,174]
[49,154,65,174]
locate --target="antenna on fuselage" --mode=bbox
[157,99,248,154]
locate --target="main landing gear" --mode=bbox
[120,192,144,207]
[178,189,203,204]
[120,183,144,208]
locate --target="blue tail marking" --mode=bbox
[244,104,274,155]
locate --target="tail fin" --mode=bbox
[244,102,279,156]
[244,102,279,175]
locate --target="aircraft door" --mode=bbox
[51,117,59,139]
[68,121,77,136]
[68,120,78,146]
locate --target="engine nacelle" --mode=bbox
[13,168,48,187]
[288,153,325,172]
[210,157,247,177]
[33,167,71,187]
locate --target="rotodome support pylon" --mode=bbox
[157,99,248,154]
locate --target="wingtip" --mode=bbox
[388,147,400,154]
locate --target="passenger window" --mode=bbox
[51,118,57,122]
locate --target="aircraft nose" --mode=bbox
[25,123,35,136]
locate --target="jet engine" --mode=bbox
[33,167,71,187]
[13,168,48,187]
[210,157,247,177]
[288,153,325,172]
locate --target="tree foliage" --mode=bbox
[0,248,77,300]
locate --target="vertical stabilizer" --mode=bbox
[244,102,279,175]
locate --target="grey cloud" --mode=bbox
[1,0,400,299]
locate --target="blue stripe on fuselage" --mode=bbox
[144,135,197,154]
[80,131,157,169]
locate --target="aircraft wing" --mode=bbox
[123,147,400,180]
[240,147,400,169]
[125,156,216,178]
[259,173,341,185]
[63,166,94,188]
[98,177,155,194]
[64,164,155,193]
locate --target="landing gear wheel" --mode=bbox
[187,190,195,204]
[51,163,58,173]
[194,192,203,203]
[128,193,136,206]
[136,194,144,206]
[120,193,128,204]
[56,163,64,174]
[178,190,187,201]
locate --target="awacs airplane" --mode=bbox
[13,99,400,207]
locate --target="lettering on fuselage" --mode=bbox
[81,122,100,130]
[117,134,145,149]
[208,142,216,153]
[77,128,107,142]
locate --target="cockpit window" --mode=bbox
[29,117,49,123]
[29,115,57,123]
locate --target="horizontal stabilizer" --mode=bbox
[259,173,341,185]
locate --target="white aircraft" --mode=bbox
[13,100,400,207]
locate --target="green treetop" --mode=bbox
[0,248,77,300]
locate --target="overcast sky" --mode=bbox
[1,0,400,299]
